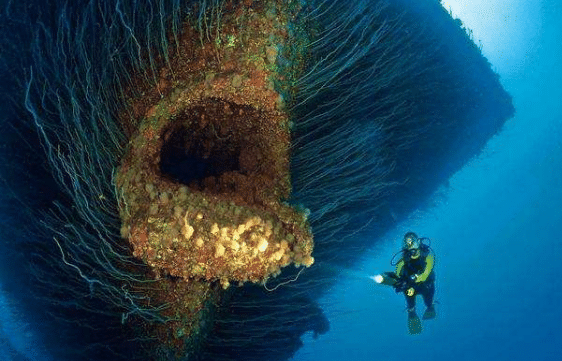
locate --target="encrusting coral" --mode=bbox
[115,1,314,290]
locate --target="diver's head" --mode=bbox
[403,232,421,259]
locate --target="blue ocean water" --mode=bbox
[292,1,562,360]
[0,0,560,360]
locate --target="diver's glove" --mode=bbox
[394,275,417,293]
[393,279,409,293]
[411,274,422,283]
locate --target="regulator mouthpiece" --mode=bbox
[370,275,384,284]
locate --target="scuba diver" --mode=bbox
[371,232,436,335]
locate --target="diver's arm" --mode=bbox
[395,259,404,278]
[392,260,411,293]
[415,252,434,283]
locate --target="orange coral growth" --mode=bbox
[115,0,313,290]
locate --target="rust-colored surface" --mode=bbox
[115,3,313,353]
[116,0,313,292]
[128,275,219,358]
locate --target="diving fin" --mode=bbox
[407,311,422,335]
[422,305,436,320]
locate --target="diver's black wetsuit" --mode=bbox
[395,245,435,310]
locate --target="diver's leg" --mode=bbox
[406,294,416,312]
[405,294,421,334]
[421,282,436,320]
[421,281,435,308]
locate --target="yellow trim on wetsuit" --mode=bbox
[395,259,404,277]
[416,252,434,283]
[394,251,434,282]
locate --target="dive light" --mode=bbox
[370,272,400,286]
